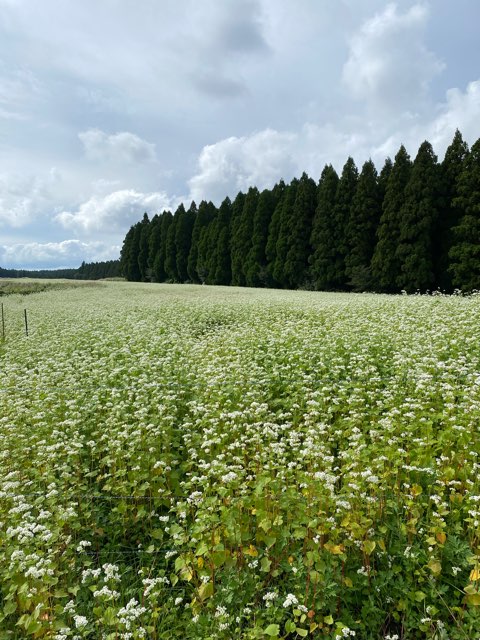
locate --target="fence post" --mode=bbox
[24,309,28,337]
[1,302,4,340]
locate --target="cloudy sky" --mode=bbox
[0,0,479,269]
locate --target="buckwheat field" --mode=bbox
[1,282,480,639]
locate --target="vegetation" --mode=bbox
[0,260,121,282]
[1,282,480,638]
[0,280,100,297]
[121,130,480,293]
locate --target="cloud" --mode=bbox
[342,3,444,114]
[371,78,480,161]
[192,73,248,99]
[55,189,178,234]
[78,129,157,164]
[0,169,59,227]
[187,124,373,202]
[0,239,119,269]
[188,129,297,202]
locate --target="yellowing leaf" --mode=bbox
[470,567,480,582]
[411,484,423,497]
[363,540,376,555]
[427,559,442,576]
[325,543,344,555]
[465,592,480,606]
[344,577,353,588]
[198,581,214,601]
[324,615,334,625]
[436,532,447,545]
[244,544,258,557]
[197,557,204,569]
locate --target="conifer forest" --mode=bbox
[120,131,480,293]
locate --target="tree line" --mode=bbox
[0,260,121,281]
[121,130,480,293]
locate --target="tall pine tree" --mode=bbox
[283,173,317,289]
[272,179,299,287]
[396,141,440,292]
[245,183,284,287]
[449,137,480,291]
[345,160,381,291]
[231,187,259,286]
[152,211,172,282]
[437,130,469,291]
[309,165,340,290]
[371,145,412,292]
[212,197,233,285]
[187,200,216,283]
[175,202,195,282]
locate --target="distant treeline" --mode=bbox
[0,260,121,281]
[121,130,480,293]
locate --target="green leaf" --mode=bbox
[3,601,16,616]
[198,581,214,601]
[264,623,280,636]
[296,627,308,637]
[260,556,272,572]
[414,591,426,602]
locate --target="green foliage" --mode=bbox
[283,173,317,289]
[437,130,469,291]
[449,137,480,291]
[396,141,440,292]
[309,165,340,290]
[345,159,381,291]
[371,145,412,292]
[231,188,259,287]
[115,129,480,293]
[2,283,480,638]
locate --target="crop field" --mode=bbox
[1,282,480,639]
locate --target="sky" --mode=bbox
[0,0,479,269]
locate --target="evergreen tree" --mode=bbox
[187,201,216,283]
[152,212,172,282]
[272,179,299,286]
[371,145,412,292]
[164,213,178,281]
[213,197,233,285]
[437,130,469,291]
[396,141,440,292]
[331,157,358,289]
[345,160,381,291]
[283,173,317,288]
[449,137,480,291]
[148,214,161,275]
[265,187,287,286]
[231,187,259,286]
[309,165,339,289]
[175,202,195,282]
[197,210,219,284]
[245,182,284,287]
[137,213,151,281]
[120,225,136,280]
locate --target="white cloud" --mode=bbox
[188,124,374,202]
[78,129,157,164]
[0,239,119,268]
[342,3,444,114]
[371,78,480,161]
[55,189,178,234]
[188,129,297,202]
[0,169,59,227]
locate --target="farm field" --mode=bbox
[1,282,480,639]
